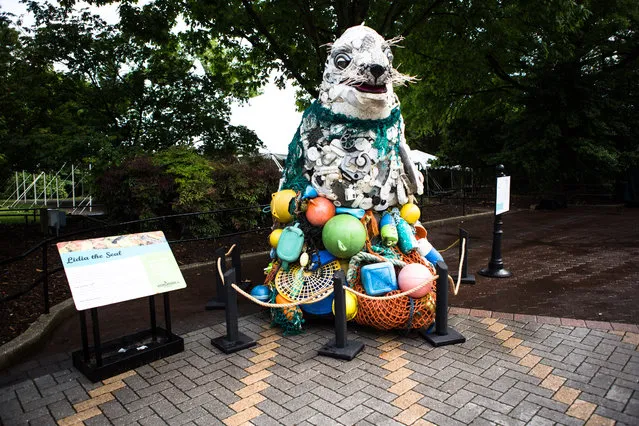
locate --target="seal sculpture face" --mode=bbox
[283,25,423,211]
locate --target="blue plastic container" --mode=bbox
[361,262,399,296]
[301,292,334,315]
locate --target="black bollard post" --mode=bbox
[478,164,512,278]
[318,270,364,360]
[205,247,227,310]
[419,261,466,347]
[211,268,256,354]
[451,228,476,284]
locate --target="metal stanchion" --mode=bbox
[479,164,512,278]
[451,228,475,284]
[318,271,364,360]
[211,268,256,354]
[420,261,466,347]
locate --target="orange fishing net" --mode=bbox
[353,247,437,330]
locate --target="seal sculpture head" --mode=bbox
[282,25,422,211]
[319,25,414,120]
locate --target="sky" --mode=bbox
[3,0,300,155]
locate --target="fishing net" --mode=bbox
[269,291,305,335]
[351,246,437,330]
[275,260,340,301]
[281,100,403,192]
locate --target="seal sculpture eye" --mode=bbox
[334,53,351,70]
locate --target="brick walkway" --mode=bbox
[1,311,638,425]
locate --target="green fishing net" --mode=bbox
[281,100,402,192]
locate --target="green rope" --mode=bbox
[281,101,403,192]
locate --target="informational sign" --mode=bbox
[495,175,511,215]
[57,231,186,311]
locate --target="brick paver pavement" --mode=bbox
[1,311,638,425]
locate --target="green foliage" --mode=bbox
[208,155,281,230]
[95,155,175,221]
[397,0,639,190]
[154,147,214,211]
[94,149,279,237]
[0,2,266,173]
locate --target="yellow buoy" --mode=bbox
[271,189,297,223]
[332,291,358,321]
[269,229,283,248]
[400,203,421,224]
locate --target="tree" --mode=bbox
[0,2,267,172]
[398,0,639,190]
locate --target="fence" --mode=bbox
[0,205,272,330]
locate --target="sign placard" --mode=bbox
[495,175,511,215]
[57,231,186,311]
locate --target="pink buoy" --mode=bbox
[398,263,434,299]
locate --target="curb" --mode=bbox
[0,298,75,371]
[0,209,497,371]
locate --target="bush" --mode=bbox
[94,149,281,238]
[95,155,175,221]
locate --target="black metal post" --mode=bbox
[79,310,90,363]
[163,293,172,337]
[42,243,49,314]
[205,247,227,310]
[478,164,512,278]
[451,228,476,284]
[90,308,102,367]
[211,268,256,353]
[149,296,157,342]
[462,172,466,216]
[419,261,466,347]
[318,271,364,360]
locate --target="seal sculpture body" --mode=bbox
[282,25,423,211]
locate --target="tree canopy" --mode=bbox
[0,1,266,174]
[2,0,637,192]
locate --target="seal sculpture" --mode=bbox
[263,25,439,335]
[282,25,423,211]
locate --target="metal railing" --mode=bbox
[0,204,272,316]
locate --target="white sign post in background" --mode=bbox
[495,175,511,215]
[57,231,186,311]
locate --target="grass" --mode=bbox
[0,206,40,224]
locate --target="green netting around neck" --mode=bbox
[281,101,402,192]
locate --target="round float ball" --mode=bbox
[269,229,283,248]
[275,293,296,320]
[398,263,434,298]
[322,214,367,258]
[332,291,358,321]
[400,203,421,224]
[250,285,272,302]
[270,189,297,223]
[305,197,336,227]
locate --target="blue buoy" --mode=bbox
[250,285,272,302]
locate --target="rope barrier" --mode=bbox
[450,237,466,296]
[217,232,466,310]
[232,283,334,308]
[439,238,460,253]
[343,275,439,300]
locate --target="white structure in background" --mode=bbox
[2,164,93,213]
